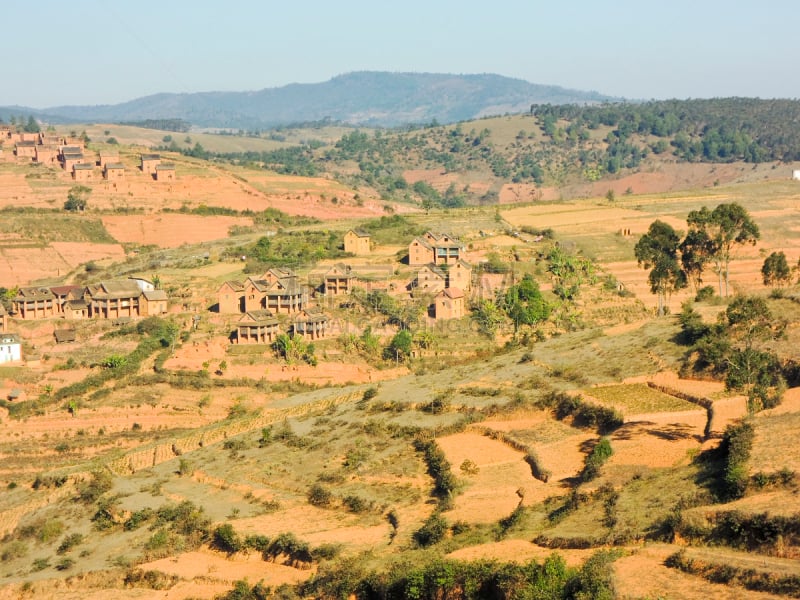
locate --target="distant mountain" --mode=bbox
[0,72,619,129]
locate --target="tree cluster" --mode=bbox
[636,203,760,314]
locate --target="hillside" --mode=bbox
[151,98,800,207]
[0,72,617,128]
[0,122,799,598]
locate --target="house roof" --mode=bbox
[440,287,464,299]
[15,141,35,147]
[65,299,88,310]
[54,329,77,343]
[88,280,142,300]
[105,162,125,170]
[73,163,93,171]
[240,310,279,326]
[141,154,160,161]
[50,285,83,297]
[61,146,82,154]
[348,228,371,238]
[295,311,328,325]
[219,280,245,292]
[62,153,83,160]
[263,267,295,279]
[142,290,168,301]
[419,263,446,279]
[15,287,55,300]
[326,263,353,277]
[410,237,434,250]
[0,333,21,344]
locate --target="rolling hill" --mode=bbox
[0,71,618,128]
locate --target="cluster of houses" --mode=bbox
[10,278,168,322]
[0,278,169,364]
[219,230,473,344]
[1,126,175,182]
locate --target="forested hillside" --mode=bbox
[162,98,800,207]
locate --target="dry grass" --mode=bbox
[585,383,699,414]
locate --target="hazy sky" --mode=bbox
[2,0,797,108]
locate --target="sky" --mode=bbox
[2,0,798,108]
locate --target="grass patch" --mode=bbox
[586,383,699,414]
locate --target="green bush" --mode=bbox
[307,483,334,507]
[721,421,754,500]
[56,533,84,555]
[581,438,613,482]
[413,513,448,547]
[212,524,243,554]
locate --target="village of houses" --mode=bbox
[0,120,502,383]
[1,125,176,182]
[0,218,496,375]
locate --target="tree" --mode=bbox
[761,251,791,287]
[23,115,40,133]
[547,246,595,300]
[686,203,760,297]
[502,275,550,333]
[722,296,785,412]
[471,300,504,339]
[385,329,413,361]
[634,220,687,316]
[64,185,91,212]
[679,228,714,292]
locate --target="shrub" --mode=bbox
[56,533,84,555]
[307,483,333,507]
[1,541,28,562]
[581,438,613,482]
[695,285,716,302]
[721,421,754,500]
[212,524,243,554]
[342,495,373,514]
[78,469,113,503]
[413,513,448,547]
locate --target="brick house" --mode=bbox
[218,280,245,313]
[50,285,85,312]
[14,141,36,159]
[84,280,144,319]
[243,272,308,315]
[141,290,169,316]
[0,304,7,332]
[104,162,125,181]
[39,133,65,146]
[408,236,434,266]
[140,154,160,175]
[292,307,329,340]
[344,229,371,255]
[435,287,465,320]
[12,287,58,319]
[63,299,89,320]
[73,163,94,181]
[324,263,354,295]
[414,264,446,294]
[447,259,472,291]
[98,150,119,167]
[35,145,58,164]
[156,163,176,181]
[236,310,280,344]
[62,153,84,172]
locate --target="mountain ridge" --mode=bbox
[0,71,619,128]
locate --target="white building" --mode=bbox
[0,334,22,364]
[792,170,800,181]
